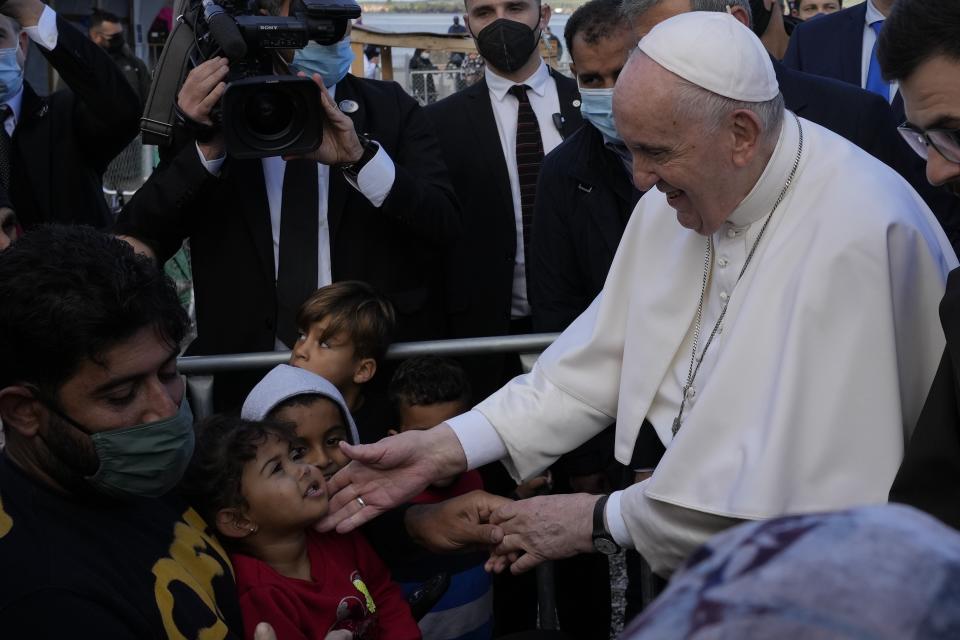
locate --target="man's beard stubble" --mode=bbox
[36,413,102,498]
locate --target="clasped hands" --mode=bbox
[316,426,598,575]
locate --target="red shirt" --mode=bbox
[231,530,420,640]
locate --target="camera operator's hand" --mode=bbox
[287,72,365,166]
[1,0,45,27]
[178,57,229,160]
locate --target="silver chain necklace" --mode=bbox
[672,114,804,437]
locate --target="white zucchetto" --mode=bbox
[637,11,779,102]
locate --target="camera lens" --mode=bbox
[244,90,294,139]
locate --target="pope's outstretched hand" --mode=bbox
[316,424,468,533]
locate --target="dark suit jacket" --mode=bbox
[423,67,582,398]
[783,2,905,120]
[890,267,960,531]
[775,59,960,250]
[527,122,641,483]
[12,15,141,228]
[529,122,640,333]
[115,74,460,409]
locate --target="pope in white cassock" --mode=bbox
[319,12,959,576]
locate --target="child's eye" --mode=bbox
[319,341,331,349]
[271,462,283,475]
[290,446,307,461]
[325,436,344,447]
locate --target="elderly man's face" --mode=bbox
[899,54,960,198]
[614,55,744,235]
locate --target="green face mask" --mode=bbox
[45,398,195,499]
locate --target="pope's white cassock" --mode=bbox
[445,13,960,575]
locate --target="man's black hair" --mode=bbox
[564,0,626,60]
[0,225,188,393]
[389,356,472,408]
[90,9,123,30]
[878,0,960,83]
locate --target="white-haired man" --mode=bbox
[320,12,956,577]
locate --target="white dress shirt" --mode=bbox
[861,0,899,103]
[197,82,397,349]
[484,61,563,318]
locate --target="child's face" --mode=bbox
[239,434,329,532]
[290,318,362,391]
[272,398,351,481]
[396,400,466,489]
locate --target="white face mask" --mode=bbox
[0,45,23,103]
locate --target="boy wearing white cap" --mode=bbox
[243,364,362,482]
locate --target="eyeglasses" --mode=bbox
[897,122,960,164]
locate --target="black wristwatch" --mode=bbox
[339,134,379,180]
[592,494,622,555]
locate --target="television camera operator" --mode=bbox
[116,0,461,411]
[0,0,140,228]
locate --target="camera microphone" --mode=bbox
[202,0,248,60]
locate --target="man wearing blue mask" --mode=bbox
[0,225,244,635]
[116,0,461,412]
[525,2,640,635]
[0,0,140,229]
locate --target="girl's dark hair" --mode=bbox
[179,415,301,528]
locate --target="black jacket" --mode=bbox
[116,75,460,409]
[529,122,640,333]
[890,267,960,530]
[12,15,141,228]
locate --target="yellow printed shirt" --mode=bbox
[0,455,243,637]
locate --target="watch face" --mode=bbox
[593,537,620,555]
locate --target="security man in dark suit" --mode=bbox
[425,0,582,404]
[116,4,460,411]
[0,0,140,229]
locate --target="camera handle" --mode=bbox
[140,5,202,146]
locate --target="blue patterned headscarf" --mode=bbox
[623,504,960,639]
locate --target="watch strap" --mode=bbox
[340,134,379,179]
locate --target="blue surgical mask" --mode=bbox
[579,87,622,145]
[0,46,23,104]
[290,38,355,88]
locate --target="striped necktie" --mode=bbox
[509,84,544,278]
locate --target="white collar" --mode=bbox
[485,59,550,102]
[724,112,800,229]
[3,85,23,128]
[865,0,885,25]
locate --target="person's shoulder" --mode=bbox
[344,74,413,105]
[425,81,485,117]
[543,124,601,167]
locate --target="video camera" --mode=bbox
[142,0,360,158]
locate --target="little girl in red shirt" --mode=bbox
[181,413,420,640]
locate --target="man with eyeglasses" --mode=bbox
[880,0,960,532]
